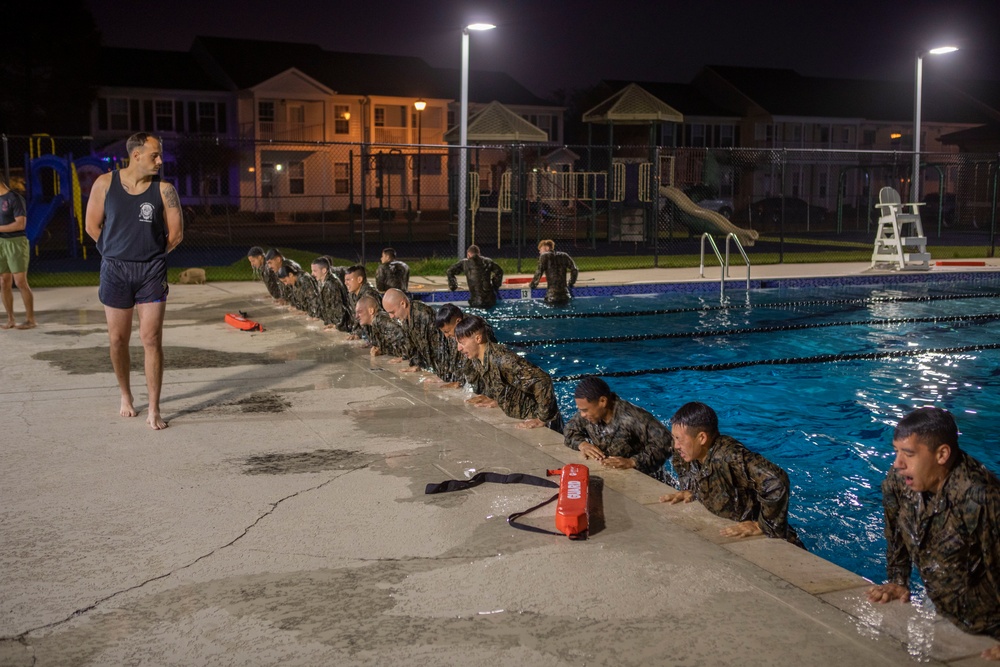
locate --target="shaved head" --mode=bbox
[382,288,411,321]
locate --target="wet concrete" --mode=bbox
[2,279,996,666]
[32,345,284,375]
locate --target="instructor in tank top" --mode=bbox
[85,132,184,430]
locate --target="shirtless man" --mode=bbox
[85,132,183,429]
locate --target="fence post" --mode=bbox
[1,134,8,186]
[779,149,786,264]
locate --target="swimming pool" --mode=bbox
[482,277,1000,587]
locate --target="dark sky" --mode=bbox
[85,0,1000,97]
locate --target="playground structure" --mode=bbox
[472,154,759,248]
[23,135,113,259]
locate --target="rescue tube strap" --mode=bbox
[424,471,563,536]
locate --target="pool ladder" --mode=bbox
[700,233,751,300]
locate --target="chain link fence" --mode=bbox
[4,133,999,285]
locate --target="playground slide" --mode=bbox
[26,195,65,246]
[659,186,759,247]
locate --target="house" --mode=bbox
[91,36,564,215]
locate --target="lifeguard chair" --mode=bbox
[871,187,930,271]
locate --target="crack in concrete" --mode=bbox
[2,462,371,650]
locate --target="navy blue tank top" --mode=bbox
[98,171,167,261]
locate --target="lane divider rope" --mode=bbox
[552,342,1000,383]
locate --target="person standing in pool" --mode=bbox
[84,132,183,430]
[659,401,804,547]
[529,239,577,305]
[564,376,674,478]
[446,244,504,309]
[867,407,1000,661]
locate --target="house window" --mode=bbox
[690,124,706,147]
[259,101,275,123]
[334,163,349,194]
[155,100,174,132]
[818,125,830,143]
[374,107,386,127]
[198,102,218,132]
[109,97,130,131]
[863,129,876,145]
[719,125,735,147]
[288,161,305,194]
[335,105,350,134]
[374,105,405,127]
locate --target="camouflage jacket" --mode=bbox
[672,435,802,546]
[530,251,578,304]
[347,282,382,337]
[262,266,283,300]
[446,256,504,308]
[317,275,352,330]
[369,311,410,358]
[376,260,410,292]
[293,272,322,318]
[882,452,1000,638]
[474,341,559,423]
[564,396,674,475]
[401,300,447,372]
[279,260,303,303]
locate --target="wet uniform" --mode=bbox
[882,452,1000,638]
[292,272,322,318]
[262,265,283,300]
[446,255,504,308]
[530,251,578,305]
[564,395,674,477]
[279,259,302,304]
[368,311,410,358]
[473,341,561,430]
[672,434,804,547]
[376,260,410,292]
[317,274,352,330]
[97,171,168,308]
[400,300,447,372]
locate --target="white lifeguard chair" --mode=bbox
[871,187,931,271]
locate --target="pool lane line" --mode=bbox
[551,342,1000,383]
[489,291,1000,322]
[506,312,1000,348]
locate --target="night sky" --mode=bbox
[85,0,1000,98]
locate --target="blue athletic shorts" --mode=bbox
[99,257,169,309]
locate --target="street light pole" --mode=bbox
[414,99,425,212]
[912,45,958,203]
[457,22,495,257]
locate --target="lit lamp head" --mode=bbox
[413,99,427,112]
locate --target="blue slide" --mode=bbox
[25,194,65,246]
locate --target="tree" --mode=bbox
[0,2,101,135]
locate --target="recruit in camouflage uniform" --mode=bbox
[278,264,318,316]
[368,310,411,358]
[671,434,804,547]
[446,249,505,308]
[564,395,675,477]
[476,341,560,426]
[376,255,410,292]
[317,273,352,330]
[399,299,448,372]
[881,452,1000,639]
[262,264,283,300]
[347,278,381,338]
[530,240,578,305]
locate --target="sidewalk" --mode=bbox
[0,274,996,666]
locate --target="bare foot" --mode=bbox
[983,644,1000,661]
[1,321,14,330]
[147,412,168,430]
[15,321,37,329]
[120,394,137,418]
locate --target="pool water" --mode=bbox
[481,280,1000,586]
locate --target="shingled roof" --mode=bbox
[582,83,684,124]
[442,101,550,143]
[602,80,735,117]
[98,47,226,91]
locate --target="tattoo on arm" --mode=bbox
[163,184,180,209]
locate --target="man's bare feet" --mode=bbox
[982,644,1000,661]
[15,321,37,329]
[147,412,168,430]
[1,321,14,330]
[120,393,137,418]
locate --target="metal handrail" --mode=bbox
[725,233,751,291]
[699,233,726,301]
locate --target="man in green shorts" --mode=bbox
[0,179,36,329]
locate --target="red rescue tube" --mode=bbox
[547,464,589,539]
[224,312,264,332]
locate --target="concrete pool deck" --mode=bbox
[2,261,999,666]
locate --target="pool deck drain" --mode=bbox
[1,263,998,666]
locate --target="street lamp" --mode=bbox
[413,98,426,212]
[912,44,958,202]
[458,22,496,257]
